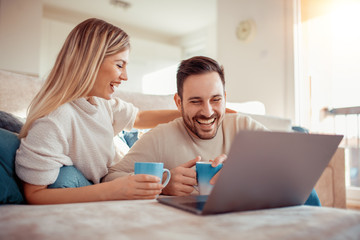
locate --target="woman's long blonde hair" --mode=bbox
[19,18,130,138]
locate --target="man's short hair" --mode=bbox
[176,56,225,99]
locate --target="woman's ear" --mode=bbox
[174,93,182,112]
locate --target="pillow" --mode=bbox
[0,110,24,133]
[117,129,141,148]
[122,129,140,148]
[114,129,143,161]
[0,128,25,204]
[292,126,309,133]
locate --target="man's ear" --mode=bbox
[174,93,182,112]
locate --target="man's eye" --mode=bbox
[213,98,222,102]
[190,101,201,104]
[117,64,123,69]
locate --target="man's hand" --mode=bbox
[209,154,227,185]
[162,156,200,196]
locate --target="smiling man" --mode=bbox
[178,71,225,140]
[104,56,267,195]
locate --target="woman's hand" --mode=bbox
[23,175,163,204]
[110,174,163,200]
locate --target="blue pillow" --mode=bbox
[119,128,140,148]
[292,126,309,133]
[292,126,321,206]
[0,128,25,204]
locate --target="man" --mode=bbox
[105,56,320,205]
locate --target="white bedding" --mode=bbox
[1,200,360,240]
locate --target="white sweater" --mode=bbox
[15,97,138,185]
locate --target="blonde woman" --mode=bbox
[15,18,180,204]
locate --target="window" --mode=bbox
[142,64,177,95]
[295,0,360,208]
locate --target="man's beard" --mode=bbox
[181,106,220,140]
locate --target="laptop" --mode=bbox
[157,130,343,215]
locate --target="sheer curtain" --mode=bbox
[295,0,360,208]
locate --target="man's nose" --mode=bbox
[201,102,214,117]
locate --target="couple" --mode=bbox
[15,18,320,205]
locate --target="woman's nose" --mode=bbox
[120,68,128,81]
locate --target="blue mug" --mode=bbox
[196,162,223,195]
[134,162,171,187]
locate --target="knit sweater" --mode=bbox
[15,97,138,185]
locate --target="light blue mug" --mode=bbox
[196,162,223,195]
[134,162,171,187]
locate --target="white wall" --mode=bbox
[40,17,182,93]
[0,2,183,89]
[40,19,73,79]
[0,0,42,76]
[176,23,217,59]
[126,37,181,93]
[217,0,295,119]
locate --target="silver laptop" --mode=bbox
[157,130,343,215]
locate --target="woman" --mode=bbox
[15,18,180,204]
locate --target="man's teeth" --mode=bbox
[197,118,215,124]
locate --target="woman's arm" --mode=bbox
[133,108,235,129]
[225,108,237,113]
[133,110,180,129]
[23,174,163,204]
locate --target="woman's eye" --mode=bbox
[117,64,123,69]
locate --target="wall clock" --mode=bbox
[236,19,256,42]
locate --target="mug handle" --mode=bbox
[162,168,171,187]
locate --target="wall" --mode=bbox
[40,19,73,79]
[217,0,295,119]
[127,37,181,93]
[0,0,42,76]
[0,2,182,90]
[40,14,181,92]
[40,17,182,92]
[176,24,217,60]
